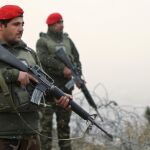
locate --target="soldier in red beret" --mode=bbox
[36,12,82,150]
[0,5,71,150]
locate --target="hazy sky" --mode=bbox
[1,0,150,107]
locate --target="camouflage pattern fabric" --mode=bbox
[40,103,72,150]
[0,134,41,150]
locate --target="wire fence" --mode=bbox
[68,83,150,150]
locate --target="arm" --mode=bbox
[1,65,19,83]
[69,38,82,75]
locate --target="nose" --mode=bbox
[19,24,24,32]
[21,24,24,30]
[60,24,64,30]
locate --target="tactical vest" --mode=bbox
[44,34,75,64]
[0,47,38,112]
[0,73,14,112]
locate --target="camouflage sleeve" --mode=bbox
[69,38,82,75]
[36,38,65,76]
[0,65,19,83]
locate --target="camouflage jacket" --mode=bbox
[0,41,41,138]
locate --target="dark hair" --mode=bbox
[0,15,23,27]
[0,19,12,26]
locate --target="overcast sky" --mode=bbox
[1,0,150,107]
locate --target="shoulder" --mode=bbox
[63,32,74,43]
[24,46,38,60]
[39,32,48,38]
[25,46,39,62]
[17,41,35,53]
[63,32,74,44]
[63,32,70,39]
[36,32,48,45]
[25,46,35,53]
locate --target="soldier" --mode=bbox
[0,5,71,150]
[36,13,82,150]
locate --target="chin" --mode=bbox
[15,38,21,42]
[9,40,21,45]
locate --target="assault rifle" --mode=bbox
[0,45,113,140]
[55,48,103,121]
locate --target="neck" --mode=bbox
[47,27,63,41]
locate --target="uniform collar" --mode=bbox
[0,40,27,49]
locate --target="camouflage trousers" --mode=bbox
[0,134,41,150]
[40,104,72,150]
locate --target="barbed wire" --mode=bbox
[69,82,150,150]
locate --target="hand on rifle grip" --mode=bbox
[63,66,72,78]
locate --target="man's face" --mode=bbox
[0,17,24,44]
[53,20,64,33]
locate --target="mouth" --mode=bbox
[16,34,22,39]
[17,31,23,38]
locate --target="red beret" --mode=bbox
[46,13,63,25]
[0,5,24,20]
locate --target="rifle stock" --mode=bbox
[0,45,113,140]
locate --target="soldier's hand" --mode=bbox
[76,79,86,89]
[63,67,72,78]
[55,94,72,110]
[18,71,38,87]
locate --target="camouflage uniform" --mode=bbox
[0,135,40,150]
[0,41,41,150]
[36,28,82,150]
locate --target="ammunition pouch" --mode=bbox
[0,73,15,112]
[12,85,38,112]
